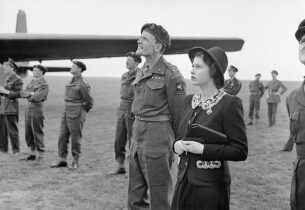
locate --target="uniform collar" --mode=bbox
[128,68,138,78]
[296,80,305,106]
[71,75,82,83]
[132,57,166,85]
[149,57,166,75]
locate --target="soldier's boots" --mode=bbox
[50,161,68,168]
[69,160,79,170]
[25,155,36,161]
[109,162,126,175]
[246,121,253,126]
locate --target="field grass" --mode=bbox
[0,76,301,210]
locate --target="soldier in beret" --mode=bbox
[287,18,305,209]
[223,65,242,95]
[110,52,141,175]
[51,61,93,170]
[265,70,287,127]
[20,65,49,161]
[0,58,23,154]
[128,23,186,210]
[247,73,264,125]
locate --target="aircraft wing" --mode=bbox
[0,33,244,63]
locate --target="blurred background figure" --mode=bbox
[223,65,242,96]
[110,52,141,175]
[247,73,264,125]
[265,70,287,127]
[0,58,23,155]
[20,65,49,162]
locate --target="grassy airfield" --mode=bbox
[0,76,300,210]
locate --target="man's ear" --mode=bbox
[155,43,163,53]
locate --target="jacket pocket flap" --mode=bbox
[143,148,168,159]
[146,80,165,90]
[290,111,299,121]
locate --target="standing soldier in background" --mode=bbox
[287,19,305,209]
[265,70,287,127]
[20,65,49,161]
[110,52,141,175]
[0,59,23,154]
[128,23,186,210]
[51,61,93,170]
[247,73,264,125]
[223,65,242,95]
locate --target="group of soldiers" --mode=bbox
[223,66,287,127]
[1,19,305,209]
[0,59,93,169]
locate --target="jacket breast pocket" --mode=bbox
[144,80,165,106]
[66,85,81,99]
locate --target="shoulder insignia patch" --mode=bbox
[176,82,185,94]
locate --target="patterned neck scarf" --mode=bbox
[191,89,227,115]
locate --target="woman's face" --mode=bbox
[190,56,211,87]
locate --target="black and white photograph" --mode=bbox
[1,0,305,209]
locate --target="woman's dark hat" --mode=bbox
[296,19,305,41]
[188,46,228,75]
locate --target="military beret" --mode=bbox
[73,61,86,71]
[7,58,19,72]
[33,64,48,74]
[126,51,142,63]
[228,65,238,72]
[296,19,305,41]
[141,23,171,49]
[255,73,261,77]
[271,70,278,75]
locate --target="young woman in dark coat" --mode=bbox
[171,46,248,210]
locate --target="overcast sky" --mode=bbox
[1,0,305,81]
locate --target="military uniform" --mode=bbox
[287,81,305,209]
[57,75,93,163]
[128,57,186,210]
[23,77,49,157]
[114,68,137,164]
[248,80,264,121]
[282,133,294,152]
[0,74,23,153]
[265,79,287,125]
[223,77,242,95]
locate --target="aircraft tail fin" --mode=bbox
[16,10,27,33]
[15,10,29,72]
